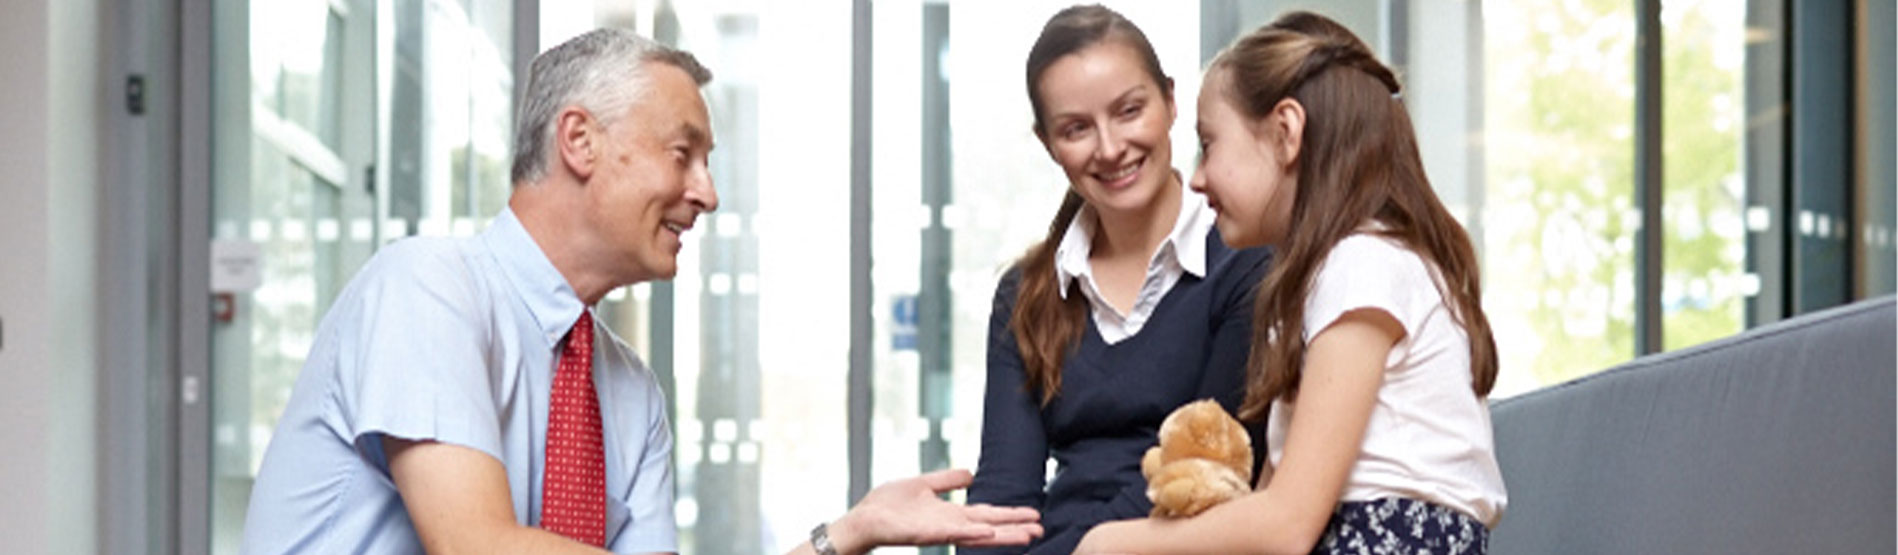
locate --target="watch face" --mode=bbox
[811,522,838,555]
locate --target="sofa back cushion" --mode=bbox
[1490,297,1895,553]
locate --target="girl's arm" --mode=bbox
[1074,308,1403,555]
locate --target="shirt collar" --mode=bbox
[1052,205,1098,300]
[1172,188,1214,278]
[1050,187,1215,298]
[481,207,588,348]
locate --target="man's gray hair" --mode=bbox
[511,28,713,184]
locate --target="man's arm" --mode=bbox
[784,469,1043,555]
[385,437,657,554]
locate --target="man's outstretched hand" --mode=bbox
[822,469,1042,555]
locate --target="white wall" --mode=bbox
[0,0,104,551]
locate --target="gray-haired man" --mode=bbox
[242,29,1039,555]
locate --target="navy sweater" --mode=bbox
[966,230,1271,554]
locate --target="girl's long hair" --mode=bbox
[1010,4,1171,404]
[1212,12,1498,421]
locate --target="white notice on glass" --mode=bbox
[210,239,264,293]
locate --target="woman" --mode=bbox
[967,5,1272,554]
[1075,11,1506,554]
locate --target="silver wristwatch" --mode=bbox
[810,522,840,555]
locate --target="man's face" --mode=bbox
[584,62,718,284]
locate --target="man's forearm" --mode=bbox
[782,514,870,555]
[418,521,614,555]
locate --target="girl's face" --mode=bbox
[1189,69,1300,248]
[1035,41,1176,217]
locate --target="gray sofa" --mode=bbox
[1489,296,1896,553]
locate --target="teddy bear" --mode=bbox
[1141,399,1253,518]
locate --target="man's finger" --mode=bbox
[962,504,1040,524]
[914,468,975,493]
[954,523,1043,547]
[938,524,996,543]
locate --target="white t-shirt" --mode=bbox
[1264,233,1507,527]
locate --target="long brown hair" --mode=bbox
[1010,5,1171,404]
[1211,12,1498,421]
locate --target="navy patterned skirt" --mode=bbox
[1310,498,1489,555]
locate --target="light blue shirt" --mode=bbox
[242,208,677,554]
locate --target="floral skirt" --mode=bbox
[1310,497,1489,555]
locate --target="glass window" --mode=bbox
[207,0,513,551]
[1210,0,1643,395]
[209,2,368,552]
[1194,1,1646,397]
[196,0,1862,552]
[1856,0,1896,298]
[1660,0,1758,350]
[1475,0,1640,394]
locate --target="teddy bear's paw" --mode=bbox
[1147,459,1250,518]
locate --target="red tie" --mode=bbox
[542,310,606,546]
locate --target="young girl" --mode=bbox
[1075,11,1506,554]
[968,5,1271,554]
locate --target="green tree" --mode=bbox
[1484,0,1746,386]
[1660,0,1747,351]
[1486,0,1640,385]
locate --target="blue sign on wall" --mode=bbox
[891,294,918,351]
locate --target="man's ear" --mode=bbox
[555,107,599,181]
[1269,98,1306,168]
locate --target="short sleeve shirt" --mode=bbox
[241,208,677,553]
[1264,233,1507,527]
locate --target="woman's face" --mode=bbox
[1035,41,1176,217]
[1189,69,1298,248]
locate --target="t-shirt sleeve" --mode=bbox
[609,378,679,553]
[338,243,505,469]
[1302,236,1431,343]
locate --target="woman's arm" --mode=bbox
[966,273,1053,528]
[1199,247,1275,474]
[1074,308,1402,555]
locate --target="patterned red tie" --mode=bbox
[542,310,606,546]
